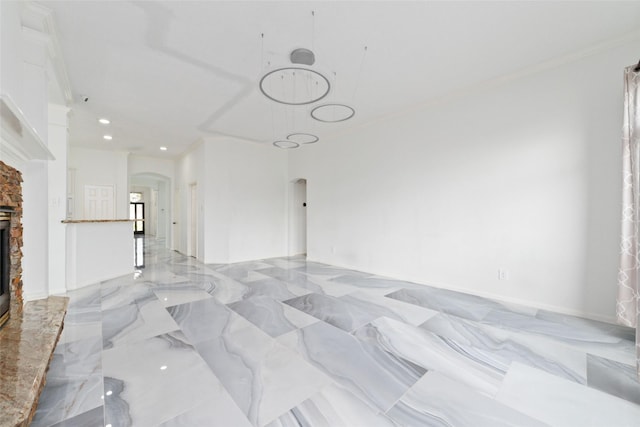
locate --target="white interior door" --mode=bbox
[289,179,307,256]
[188,183,197,258]
[84,185,114,219]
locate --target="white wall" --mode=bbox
[290,41,639,323]
[129,155,174,179]
[68,147,129,219]
[175,139,288,263]
[206,139,288,263]
[175,142,205,257]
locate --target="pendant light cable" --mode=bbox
[352,46,368,103]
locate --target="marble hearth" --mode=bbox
[0,297,68,426]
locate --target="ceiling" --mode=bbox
[41,1,640,158]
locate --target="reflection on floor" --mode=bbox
[32,237,640,426]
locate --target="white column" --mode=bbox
[20,50,50,302]
[48,104,69,295]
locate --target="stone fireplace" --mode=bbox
[0,160,23,327]
[0,158,69,426]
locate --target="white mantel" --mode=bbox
[0,93,54,168]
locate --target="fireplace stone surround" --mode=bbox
[0,160,24,317]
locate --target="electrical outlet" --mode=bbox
[498,269,509,280]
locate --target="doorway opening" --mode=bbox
[130,202,145,234]
[289,178,307,256]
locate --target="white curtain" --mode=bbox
[617,64,640,379]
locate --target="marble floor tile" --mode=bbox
[294,261,371,277]
[153,286,213,307]
[353,316,504,397]
[102,330,223,426]
[191,317,332,426]
[57,308,102,346]
[32,337,104,427]
[277,321,426,412]
[330,274,423,293]
[536,310,636,341]
[255,266,315,286]
[283,293,382,332]
[201,271,252,304]
[100,281,154,311]
[228,295,319,337]
[267,383,397,427]
[48,406,104,427]
[34,237,640,427]
[213,261,276,280]
[340,291,439,326]
[421,313,588,383]
[66,284,102,311]
[256,266,363,297]
[158,381,252,427]
[386,287,497,321]
[243,277,312,301]
[587,354,640,405]
[167,297,241,344]
[262,257,308,270]
[482,308,637,365]
[496,362,640,427]
[102,298,179,349]
[387,371,547,427]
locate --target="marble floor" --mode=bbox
[32,237,640,427]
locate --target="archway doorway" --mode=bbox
[130,173,172,248]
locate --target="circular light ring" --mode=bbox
[311,104,355,123]
[287,133,319,144]
[260,67,330,105]
[273,140,299,149]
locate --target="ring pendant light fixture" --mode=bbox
[273,140,299,149]
[261,12,364,149]
[311,104,355,123]
[259,67,330,105]
[287,133,319,144]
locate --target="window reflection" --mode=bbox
[134,235,145,268]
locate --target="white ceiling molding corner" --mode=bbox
[22,2,73,105]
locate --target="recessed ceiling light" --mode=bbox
[160,146,168,151]
[103,135,113,140]
[98,118,110,125]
